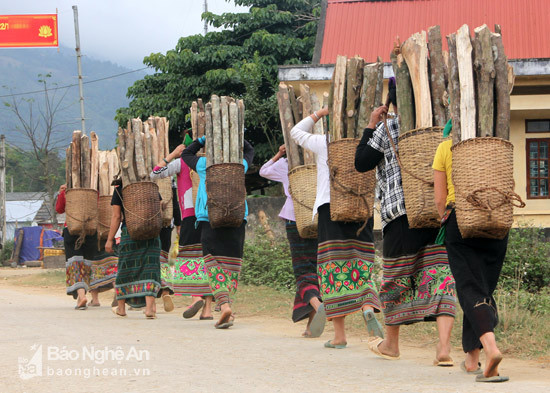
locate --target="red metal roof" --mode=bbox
[320,0,550,63]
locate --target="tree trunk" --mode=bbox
[80,134,90,189]
[237,99,245,163]
[428,25,448,127]
[491,32,510,140]
[205,102,214,167]
[345,56,365,139]
[277,83,300,170]
[71,131,81,188]
[456,24,476,140]
[66,145,72,189]
[357,61,382,136]
[331,55,347,141]
[447,33,462,145]
[221,96,230,164]
[211,95,223,165]
[402,31,433,128]
[390,51,415,134]
[90,132,99,190]
[474,25,495,137]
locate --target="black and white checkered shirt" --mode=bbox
[367,116,406,229]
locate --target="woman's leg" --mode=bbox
[328,316,347,346]
[90,289,100,306]
[436,315,454,361]
[76,288,87,308]
[145,296,156,318]
[200,296,213,319]
[115,299,126,316]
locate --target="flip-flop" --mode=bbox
[460,361,482,374]
[309,304,326,338]
[475,374,509,383]
[111,306,127,317]
[87,302,100,307]
[367,337,400,360]
[162,295,174,312]
[362,309,384,338]
[145,313,157,320]
[433,357,454,367]
[199,316,214,320]
[215,315,234,329]
[324,340,347,349]
[183,300,204,319]
[74,305,88,310]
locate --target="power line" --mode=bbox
[0,67,149,99]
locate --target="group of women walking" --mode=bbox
[58,81,509,383]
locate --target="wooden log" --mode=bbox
[99,162,109,196]
[322,92,329,135]
[474,25,495,137]
[197,99,206,139]
[221,96,230,164]
[428,25,448,127]
[211,95,223,165]
[310,92,324,135]
[162,118,170,157]
[390,49,415,134]
[300,84,316,164]
[143,122,151,174]
[357,61,382,136]
[229,102,240,163]
[66,145,72,189]
[237,99,245,163]
[374,57,384,108]
[447,33,462,145]
[125,128,137,183]
[149,127,159,165]
[277,83,300,169]
[117,128,129,186]
[492,32,510,140]
[328,66,335,141]
[456,25,476,140]
[402,31,433,128]
[288,85,301,125]
[80,134,90,189]
[90,132,99,190]
[205,102,214,168]
[331,55,347,140]
[71,131,82,188]
[132,119,147,181]
[345,56,365,138]
[191,101,198,139]
[156,117,166,164]
[108,150,118,194]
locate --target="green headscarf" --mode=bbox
[184,134,193,147]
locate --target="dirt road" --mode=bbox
[0,274,548,393]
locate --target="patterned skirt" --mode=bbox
[89,247,118,293]
[201,220,245,308]
[64,228,96,299]
[285,221,321,322]
[115,227,161,308]
[317,204,381,319]
[159,227,174,294]
[380,215,456,325]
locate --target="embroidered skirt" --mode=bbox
[159,226,174,294]
[380,215,456,325]
[285,221,321,322]
[201,220,246,308]
[115,227,161,308]
[64,228,96,298]
[317,204,381,319]
[89,244,118,293]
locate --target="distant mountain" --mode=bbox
[0,45,147,150]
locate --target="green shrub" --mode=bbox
[0,240,14,262]
[501,224,550,293]
[242,230,294,292]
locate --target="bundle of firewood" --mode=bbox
[395,24,512,141]
[65,131,118,191]
[192,96,245,167]
[328,55,384,141]
[277,82,327,170]
[117,117,170,185]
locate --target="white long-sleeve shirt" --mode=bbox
[290,117,329,218]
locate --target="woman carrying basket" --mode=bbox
[181,136,254,329]
[105,181,161,319]
[259,145,323,337]
[291,107,383,349]
[354,81,456,363]
[150,137,214,321]
[433,139,509,383]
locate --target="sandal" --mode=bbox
[111,307,127,317]
[362,309,384,338]
[324,340,347,349]
[162,294,174,312]
[309,304,326,338]
[367,337,400,360]
[183,300,204,319]
[215,315,234,329]
[460,361,483,375]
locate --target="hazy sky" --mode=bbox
[3,0,248,69]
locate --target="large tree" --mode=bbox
[116,0,320,164]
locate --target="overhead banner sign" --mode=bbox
[0,14,58,48]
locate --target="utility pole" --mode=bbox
[0,135,6,247]
[203,0,208,35]
[72,5,86,135]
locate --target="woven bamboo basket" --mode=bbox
[452,137,524,239]
[65,189,98,241]
[398,127,446,228]
[97,195,113,240]
[328,139,376,222]
[122,181,163,240]
[206,163,246,228]
[191,170,200,208]
[288,164,318,238]
[156,177,173,227]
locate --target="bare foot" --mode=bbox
[215,308,233,328]
[376,339,400,358]
[484,350,503,378]
[302,329,312,338]
[88,301,100,307]
[436,340,452,362]
[76,297,87,309]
